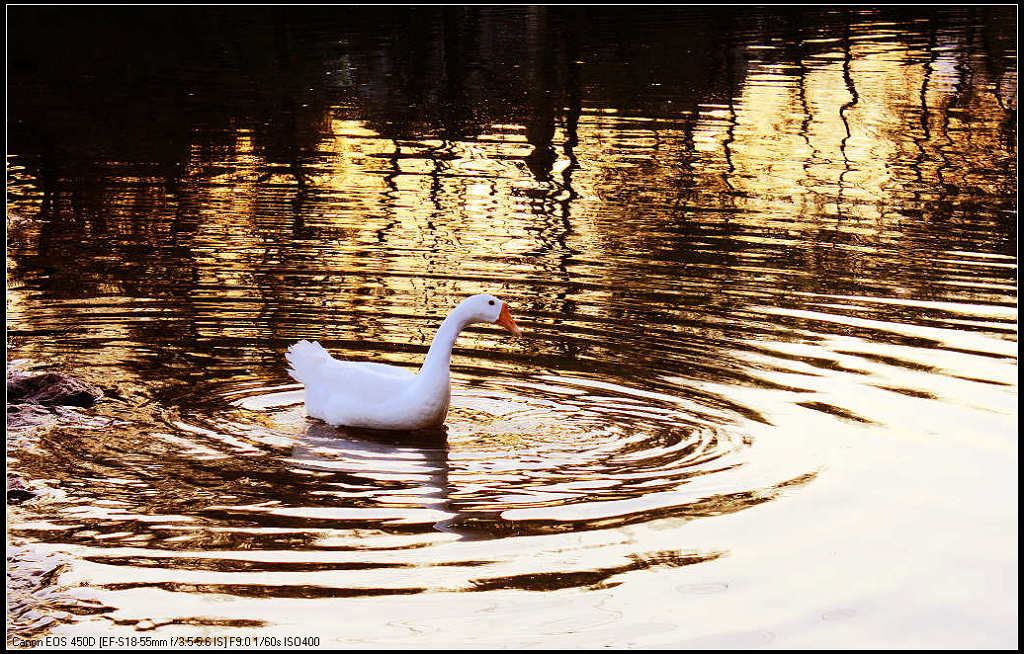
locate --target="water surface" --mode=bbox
[6,7,1017,648]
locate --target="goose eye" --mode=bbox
[488,300,495,306]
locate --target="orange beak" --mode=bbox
[495,303,522,336]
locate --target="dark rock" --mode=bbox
[7,371,103,408]
[7,478,37,505]
[7,488,36,505]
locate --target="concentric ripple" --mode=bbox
[166,371,790,544]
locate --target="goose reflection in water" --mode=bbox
[289,419,469,539]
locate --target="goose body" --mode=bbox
[286,294,521,431]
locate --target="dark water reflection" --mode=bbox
[6,7,1017,647]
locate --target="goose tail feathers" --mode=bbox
[286,340,331,384]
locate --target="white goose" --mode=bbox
[286,294,522,431]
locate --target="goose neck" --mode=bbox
[419,308,470,380]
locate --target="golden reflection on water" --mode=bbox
[6,7,1017,648]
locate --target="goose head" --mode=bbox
[459,293,522,336]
